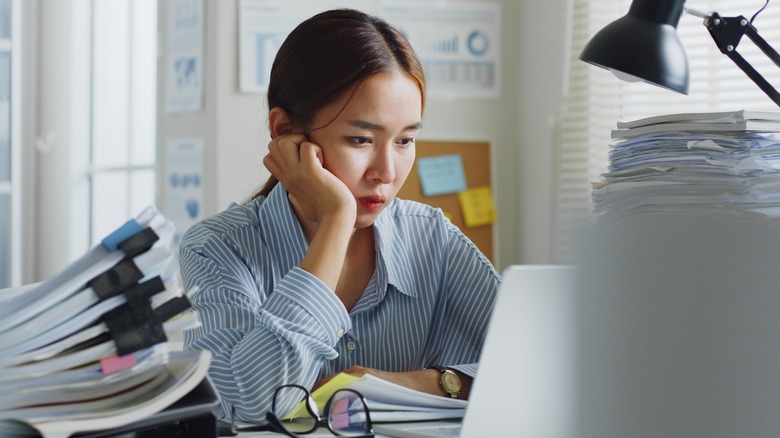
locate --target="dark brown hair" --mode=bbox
[253,8,426,198]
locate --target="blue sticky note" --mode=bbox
[417,154,467,196]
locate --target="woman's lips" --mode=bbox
[358,196,385,211]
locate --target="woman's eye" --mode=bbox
[398,138,416,147]
[349,136,372,145]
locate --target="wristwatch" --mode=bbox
[428,366,462,399]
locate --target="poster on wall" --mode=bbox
[380,1,501,100]
[165,0,204,113]
[238,0,501,99]
[165,138,205,251]
[238,0,369,93]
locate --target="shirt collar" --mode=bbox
[374,201,418,298]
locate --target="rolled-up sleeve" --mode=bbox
[180,223,350,422]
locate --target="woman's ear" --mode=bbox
[269,107,294,139]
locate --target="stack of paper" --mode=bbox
[611,110,780,138]
[0,207,214,438]
[593,110,780,220]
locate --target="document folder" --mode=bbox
[71,376,219,438]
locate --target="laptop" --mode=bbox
[373,265,579,438]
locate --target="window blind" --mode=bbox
[554,0,780,262]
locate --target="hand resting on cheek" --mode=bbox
[263,133,356,225]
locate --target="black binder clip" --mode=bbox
[88,227,163,301]
[103,289,193,357]
[88,258,145,300]
[118,227,159,258]
[101,221,159,255]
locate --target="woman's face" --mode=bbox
[307,71,423,229]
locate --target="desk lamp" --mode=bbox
[579,0,780,108]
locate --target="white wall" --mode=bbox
[158,0,569,269]
[513,0,568,264]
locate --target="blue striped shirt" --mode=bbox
[179,183,500,422]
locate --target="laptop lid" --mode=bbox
[374,265,579,438]
[459,265,579,438]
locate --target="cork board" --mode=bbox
[398,140,494,263]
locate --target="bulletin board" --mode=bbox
[398,140,494,264]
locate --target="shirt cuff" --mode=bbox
[449,363,478,378]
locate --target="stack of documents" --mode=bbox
[0,207,213,437]
[610,110,780,139]
[593,110,780,220]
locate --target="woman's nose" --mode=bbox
[366,146,396,183]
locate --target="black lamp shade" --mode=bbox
[579,0,690,94]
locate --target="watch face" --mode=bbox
[442,370,462,393]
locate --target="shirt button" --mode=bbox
[347,341,356,351]
[336,328,344,338]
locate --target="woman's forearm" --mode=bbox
[299,211,355,293]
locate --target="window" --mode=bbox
[89,0,157,246]
[555,0,780,261]
[32,0,158,281]
[0,0,18,288]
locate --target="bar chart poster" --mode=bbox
[381,2,501,99]
[238,0,371,93]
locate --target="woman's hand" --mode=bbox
[263,133,355,225]
[313,366,471,399]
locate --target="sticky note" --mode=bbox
[101,353,138,375]
[458,187,497,227]
[417,155,467,196]
[284,373,361,419]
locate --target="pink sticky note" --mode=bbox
[101,353,137,375]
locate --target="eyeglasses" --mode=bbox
[266,384,374,438]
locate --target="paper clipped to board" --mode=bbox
[459,187,497,227]
[417,154,468,197]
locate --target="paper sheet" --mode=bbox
[285,373,466,421]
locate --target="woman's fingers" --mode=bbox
[265,134,314,185]
[268,134,305,167]
[264,133,354,223]
[298,141,323,167]
[262,153,281,179]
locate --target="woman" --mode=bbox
[180,8,500,422]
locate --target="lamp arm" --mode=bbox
[704,12,780,108]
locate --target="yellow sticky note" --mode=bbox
[458,187,496,227]
[283,373,361,419]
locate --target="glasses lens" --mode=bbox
[328,390,371,436]
[273,385,317,433]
